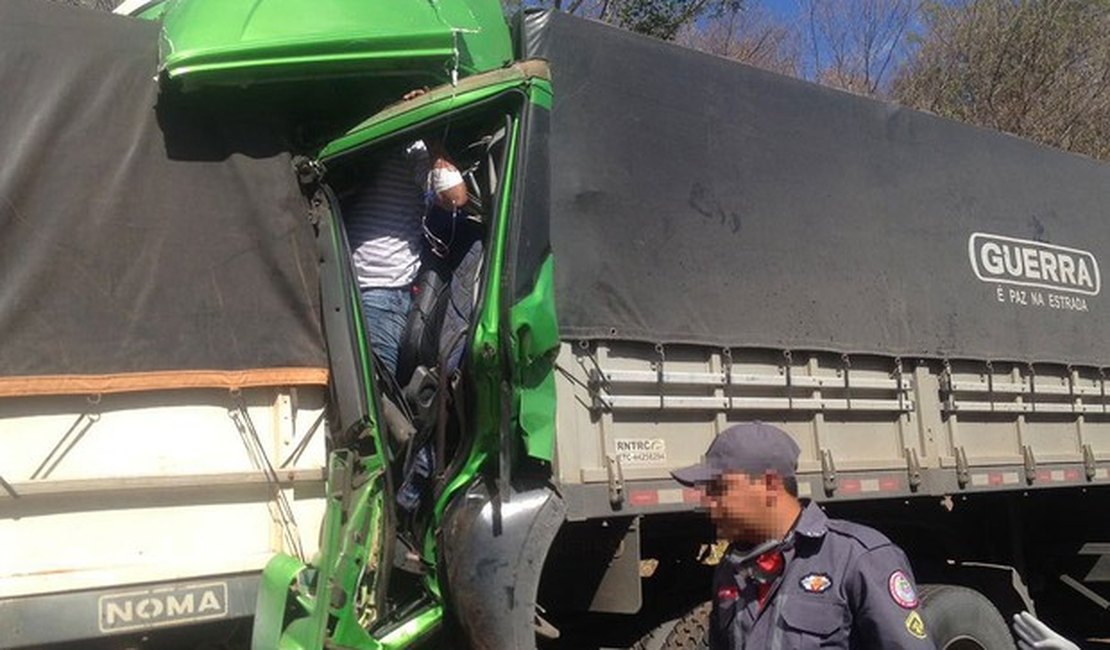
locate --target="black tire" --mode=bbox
[657,601,711,650]
[918,584,1016,650]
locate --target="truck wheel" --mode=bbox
[918,584,1015,650]
[656,601,710,650]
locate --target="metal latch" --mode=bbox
[1022,445,1037,484]
[941,359,956,412]
[955,446,970,488]
[578,341,608,412]
[606,454,625,509]
[1083,443,1097,481]
[905,448,922,491]
[654,343,666,410]
[1100,368,1108,414]
[842,354,852,410]
[820,449,837,495]
[1027,363,1037,413]
[986,360,995,413]
[894,357,905,414]
[783,350,794,410]
[1067,365,1076,412]
[723,347,734,411]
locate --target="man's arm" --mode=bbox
[846,545,937,649]
[398,88,468,210]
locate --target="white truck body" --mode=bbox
[0,388,327,645]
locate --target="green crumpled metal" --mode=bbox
[509,255,560,461]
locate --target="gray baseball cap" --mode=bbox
[671,422,800,486]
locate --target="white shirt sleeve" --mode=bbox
[404,139,432,190]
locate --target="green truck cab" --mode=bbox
[247,67,562,650]
[144,2,563,648]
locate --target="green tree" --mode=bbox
[894,0,1110,161]
[615,0,741,40]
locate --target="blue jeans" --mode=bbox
[360,286,412,378]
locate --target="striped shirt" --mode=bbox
[343,141,431,288]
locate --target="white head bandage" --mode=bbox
[431,167,464,193]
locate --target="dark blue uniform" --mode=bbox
[710,503,935,649]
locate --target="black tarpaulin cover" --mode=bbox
[522,11,1110,367]
[0,1,326,397]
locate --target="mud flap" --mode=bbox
[438,479,566,650]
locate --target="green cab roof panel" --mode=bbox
[319,59,550,161]
[158,0,513,89]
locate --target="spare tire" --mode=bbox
[658,601,710,650]
[918,584,1016,650]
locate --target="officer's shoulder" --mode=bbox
[825,517,895,551]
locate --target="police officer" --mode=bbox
[671,422,935,649]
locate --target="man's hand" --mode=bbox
[399,88,467,209]
[1012,611,1080,650]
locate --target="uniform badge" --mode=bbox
[888,570,919,608]
[799,573,833,594]
[904,610,927,639]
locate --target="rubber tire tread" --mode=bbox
[657,601,711,650]
[918,584,1016,650]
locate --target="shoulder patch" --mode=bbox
[904,610,927,639]
[889,570,919,608]
[826,518,893,550]
[799,573,833,594]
